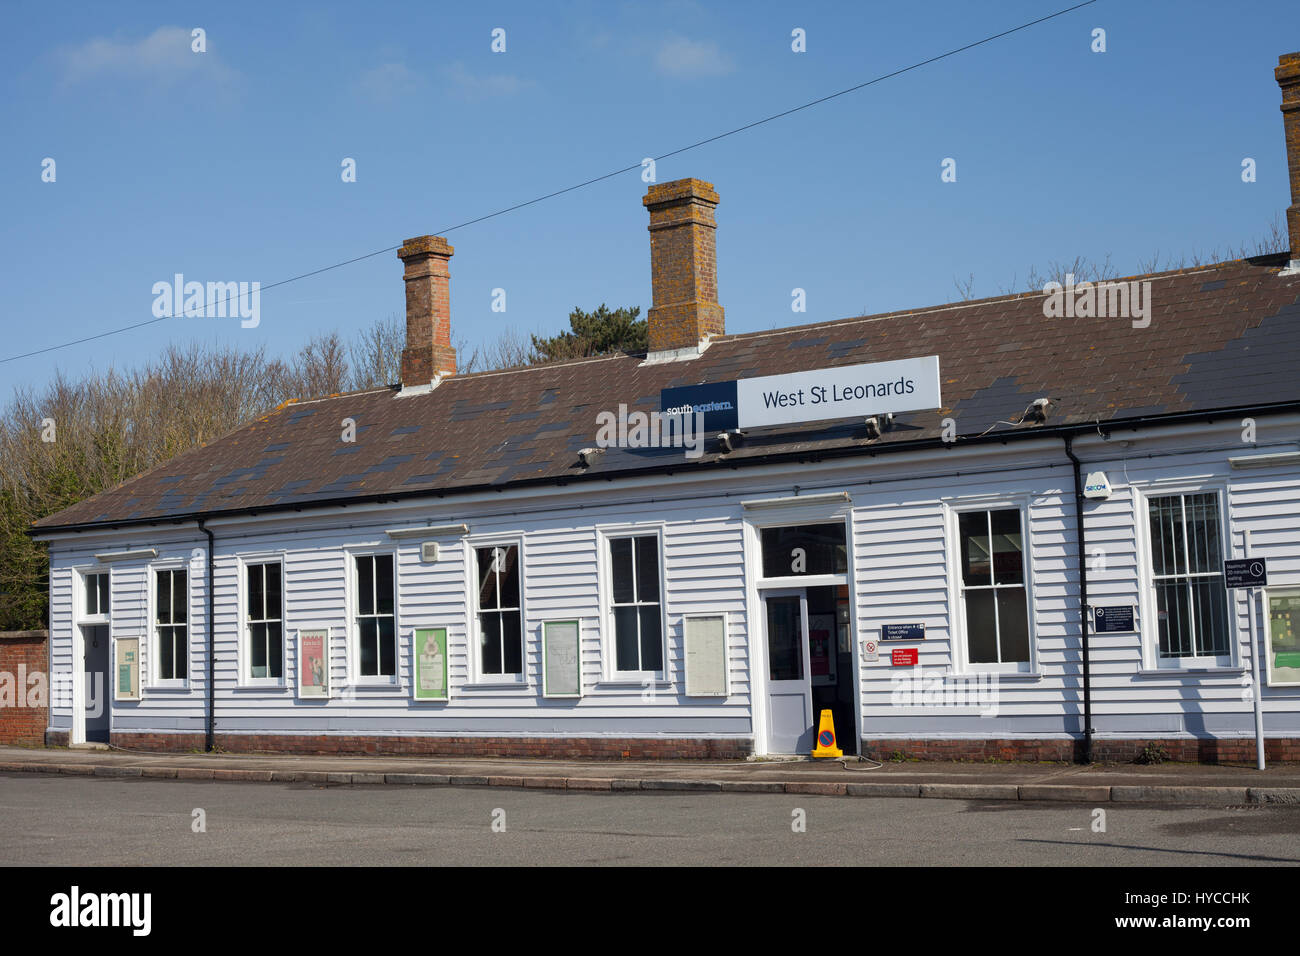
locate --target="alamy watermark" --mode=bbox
[890,667,1000,718]
[1042,273,1151,329]
[152,273,260,328]
[595,404,706,459]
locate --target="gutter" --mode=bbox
[1063,436,1094,764]
[26,399,1300,537]
[199,519,215,753]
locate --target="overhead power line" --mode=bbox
[3,0,1097,365]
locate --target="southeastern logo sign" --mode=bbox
[659,380,738,432]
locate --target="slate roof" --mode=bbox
[33,254,1300,531]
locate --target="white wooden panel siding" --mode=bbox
[1230,472,1300,711]
[47,561,74,728]
[36,414,1300,744]
[851,462,1084,737]
[396,534,470,690]
[1070,434,1300,736]
[662,509,749,705]
[122,544,207,732]
[86,495,755,737]
[519,524,599,694]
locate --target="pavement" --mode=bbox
[4,744,1300,805]
[8,773,1300,866]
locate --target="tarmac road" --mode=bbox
[2,772,1298,866]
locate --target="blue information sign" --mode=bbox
[881,623,925,642]
[1092,605,1136,633]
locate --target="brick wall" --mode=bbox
[398,234,457,383]
[0,630,48,746]
[643,178,725,352]
[112,731,754,760]
[862,736,1300,764]
[1277,52,1300,260]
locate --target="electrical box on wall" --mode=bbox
[420,541,439,563]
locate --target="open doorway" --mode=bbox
[761,585,856,755]
[81,624,109,743]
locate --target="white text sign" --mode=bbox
[736,356,941,429]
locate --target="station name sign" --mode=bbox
[660,355,942,432]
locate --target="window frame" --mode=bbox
[346,548,399,687]
[79,568,111,626]
[465,536,527,685]
[1136,485,1236,671]
[239,555,287,687]
[149,562,191,688]
[947,498,1037,676]
[598,525,668,682]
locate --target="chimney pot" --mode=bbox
[398,235,457,384]
[643,178,724,353]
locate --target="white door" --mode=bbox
[763,589,813,754]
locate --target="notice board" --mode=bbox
[297,627,330,698]
[684,614,729,697]
[1267,589,1300,686]
[115,637,139,701]
[542,620,581,698]
[413,627,449,701]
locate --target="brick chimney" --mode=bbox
[398,235,457,385]
[643,178,724,354]
[1278,52,1300,272]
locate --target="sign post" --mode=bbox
[1226,549,1267,770]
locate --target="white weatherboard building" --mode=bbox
[31,54,1300,763]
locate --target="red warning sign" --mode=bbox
[891,648,918,666]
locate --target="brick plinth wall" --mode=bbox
[862,737,1300,764]
[0,630,48,746]
[110,732,753,760]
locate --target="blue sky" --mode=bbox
[1,0,1294,394]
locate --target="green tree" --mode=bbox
[529,304,646,363]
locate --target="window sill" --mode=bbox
[233,682,290,692]
[460,679,528,690]
[598,677,670,688]
[145,683,191,693]
[1135,666,1245,678]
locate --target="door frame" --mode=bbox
[759,587,813,755]
[71,565,111,746]
[744,506,862,756]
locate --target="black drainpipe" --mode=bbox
[199,519,215,753]
[1063,436,1094,764]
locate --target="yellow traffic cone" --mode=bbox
[811,709,843,758]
